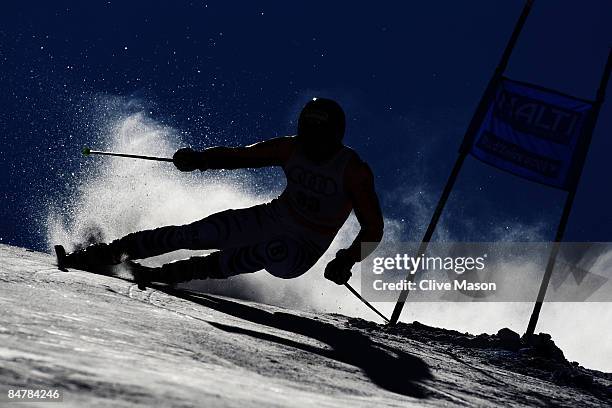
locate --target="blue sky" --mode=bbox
[1,0,611,249]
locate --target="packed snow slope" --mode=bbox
[1,244,610,407]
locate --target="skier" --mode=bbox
[56,98,384,286]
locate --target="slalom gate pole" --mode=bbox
[344,283,390,323]
[524,48,612,337]
[388,0,535,325]
[82,147,174,162]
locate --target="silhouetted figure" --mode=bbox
[57,98,384,286]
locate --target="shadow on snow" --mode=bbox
[160,287,433,398]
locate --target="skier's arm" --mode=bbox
[324,160,383,285]
[173,136,295,171]
[342,160,384,262]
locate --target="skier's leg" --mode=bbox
[114,205,280,261]
[255,235,325,279]
[131,236,305,285]
[63,223,205,268]
[148,235,324,283]
[129,252,225,284]
[132,243,267,284]
[127,206,331,284]
[64,205,274,269]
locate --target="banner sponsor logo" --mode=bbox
[469,78,593,189]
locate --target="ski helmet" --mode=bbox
[297,97,346,143]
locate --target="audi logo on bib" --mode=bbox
[287,166,337,196]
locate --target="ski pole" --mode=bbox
[344,282,390,323]
[82,147,174,162]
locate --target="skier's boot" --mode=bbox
[55,242,122,273]
[55,245,70,272]
[123,261,161,290]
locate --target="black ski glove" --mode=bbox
[173,148,205,172]
[324,249,355,285]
